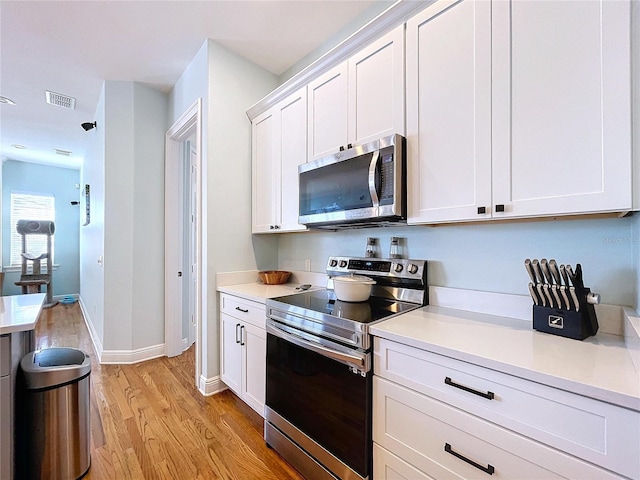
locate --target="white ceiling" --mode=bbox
[0,0,388,170]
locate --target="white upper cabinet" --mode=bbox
[407,0,632,224]
[308,25,405,162]
[278,89,308,232]
[349,25,405,147]
[491,0,631,218]
[307,63,349,161]
[252,110,277,232]
[406,0,492,224]
[252,87,307,233]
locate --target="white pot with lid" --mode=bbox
[333,274,376,302]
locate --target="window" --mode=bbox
[10,191,55,267]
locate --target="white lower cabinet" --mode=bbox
[219,293,266,416]
[373,338,637,479]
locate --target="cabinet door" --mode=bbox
[307,63,348,161]
[348,25,405,146]
[1,375,10,480]
[277,88,308,232]
[220,313,242,395]
[406,0,492,224]
[241,322,266,417]
[252,110,279,233]
[491,0,631,218]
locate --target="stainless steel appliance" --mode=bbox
[298,134,406,230]
[265,256,428,480]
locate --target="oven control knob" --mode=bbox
[339,260,348,268]
[329,259,338,267]
[394,263,403,273]
[408,263,419,274]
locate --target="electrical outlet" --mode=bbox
[305,259,311,271]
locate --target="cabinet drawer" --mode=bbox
[374,443,434,480]
[1,335,9,376]
[374,377,621,479]
[374,338,639,479]
[220,294,265,329]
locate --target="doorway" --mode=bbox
[165,100,203,388]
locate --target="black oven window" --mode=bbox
[266,333,372,477]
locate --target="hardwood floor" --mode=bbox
[34,303,305,480]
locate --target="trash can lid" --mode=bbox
[35,347,86,367]
[21,347,91,390]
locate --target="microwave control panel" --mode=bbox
[379,154,394,205]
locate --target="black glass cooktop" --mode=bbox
[269,289,419,325]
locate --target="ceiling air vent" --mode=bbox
[55,149,72,156]
[46,91,76,109]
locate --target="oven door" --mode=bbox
[265,321,372,479]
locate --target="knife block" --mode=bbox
[532,287,598,340]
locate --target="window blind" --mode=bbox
[10,191,55,266]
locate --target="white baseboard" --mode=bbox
[78,296,165,364]
[100,343,165,364]
[198,375,226,396]
[78,296,103,358]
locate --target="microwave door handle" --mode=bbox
[368,150,380,209]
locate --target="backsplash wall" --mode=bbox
[277,215,638,309]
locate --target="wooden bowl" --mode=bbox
[258,270,291,285]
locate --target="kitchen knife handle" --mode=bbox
[587,292,600,305]
[542,284,555,308]
[528,283,540,305]
[540,259,554,285]
[560,264,571,287]
[536,284,547,307]
[551,286,562,310]
[444,376,495,400]
[569,286,580,312]
[565,265,576,285]
[560,286,571,311]
[532,259,545,284]
[524,259,537,284]
[549,259,562,285]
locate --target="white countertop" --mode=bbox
[0,293,46,335]
[217,282,320,303]
[371,305,640,411]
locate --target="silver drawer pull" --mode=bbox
[235,307,249,313]
[445,443,495,475]
[444,376,495,400]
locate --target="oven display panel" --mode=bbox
[347,259,391,272]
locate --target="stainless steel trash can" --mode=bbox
[20,348,91,480]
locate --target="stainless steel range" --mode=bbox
[264,256,428,480]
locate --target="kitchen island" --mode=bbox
[0,293,46,480]
[370,292,640,479]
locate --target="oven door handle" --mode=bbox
[266,322,367,370]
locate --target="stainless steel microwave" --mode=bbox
[298,134,406,230]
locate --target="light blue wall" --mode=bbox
[278,215,639,309]
[2,160,80,296]
[80,81,168,353]
[170,39,279,379]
